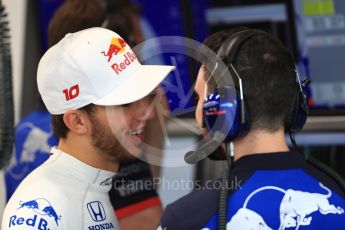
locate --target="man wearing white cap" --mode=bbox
[1,27,174,230]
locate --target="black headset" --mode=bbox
[202,29,309,143]
[184,29,309,164]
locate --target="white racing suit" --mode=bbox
[1,147,119,230]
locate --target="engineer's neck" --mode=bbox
[233,128,289,161]
[56,136,119,172]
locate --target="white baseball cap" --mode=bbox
[37,27,175,115]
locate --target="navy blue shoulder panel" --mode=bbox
[160,184,220,230]
[302,161,345,196]
[160,171,254,230]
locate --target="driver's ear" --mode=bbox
[63,110,92,135]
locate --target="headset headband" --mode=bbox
[217,29,267,63]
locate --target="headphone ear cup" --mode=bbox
[285,93,297,132]
[295,91,308,132]
[202,86,248,142]
[285,92,308,133]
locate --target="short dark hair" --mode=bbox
[103,0,141,47]
[48,0,106,48]
[51,104,95,139]
[48,0,141,48]
[201,28,297,132]
[198,27,249,91]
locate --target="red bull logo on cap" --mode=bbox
[111,51,137,75]
[101,37,127,62]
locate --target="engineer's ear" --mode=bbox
[63,110,91,135]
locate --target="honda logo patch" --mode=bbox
[87,201,106,222]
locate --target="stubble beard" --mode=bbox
[90,116,136,163]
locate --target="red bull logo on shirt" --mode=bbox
[101,37,127,62]
[8,198,61,229]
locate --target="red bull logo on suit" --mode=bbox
[8,198,61,229]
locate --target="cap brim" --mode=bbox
[93,65,175,106]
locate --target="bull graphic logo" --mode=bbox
[18,198,61,226]
[227,208,272,230]
[226,185,275,230]
[101,37,127,62]
[225,183,344,230]
[6,122,53,179]
[279,183,344,230]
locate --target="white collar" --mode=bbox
[49,147,116,191]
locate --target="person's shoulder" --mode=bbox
[9,159,76,205]
[302,159,345,197]
[159,186,220,230]
[2,171,69,229]
[9,164,70,204]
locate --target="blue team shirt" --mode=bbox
[160,152,345,230]
[4,110,58,201]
